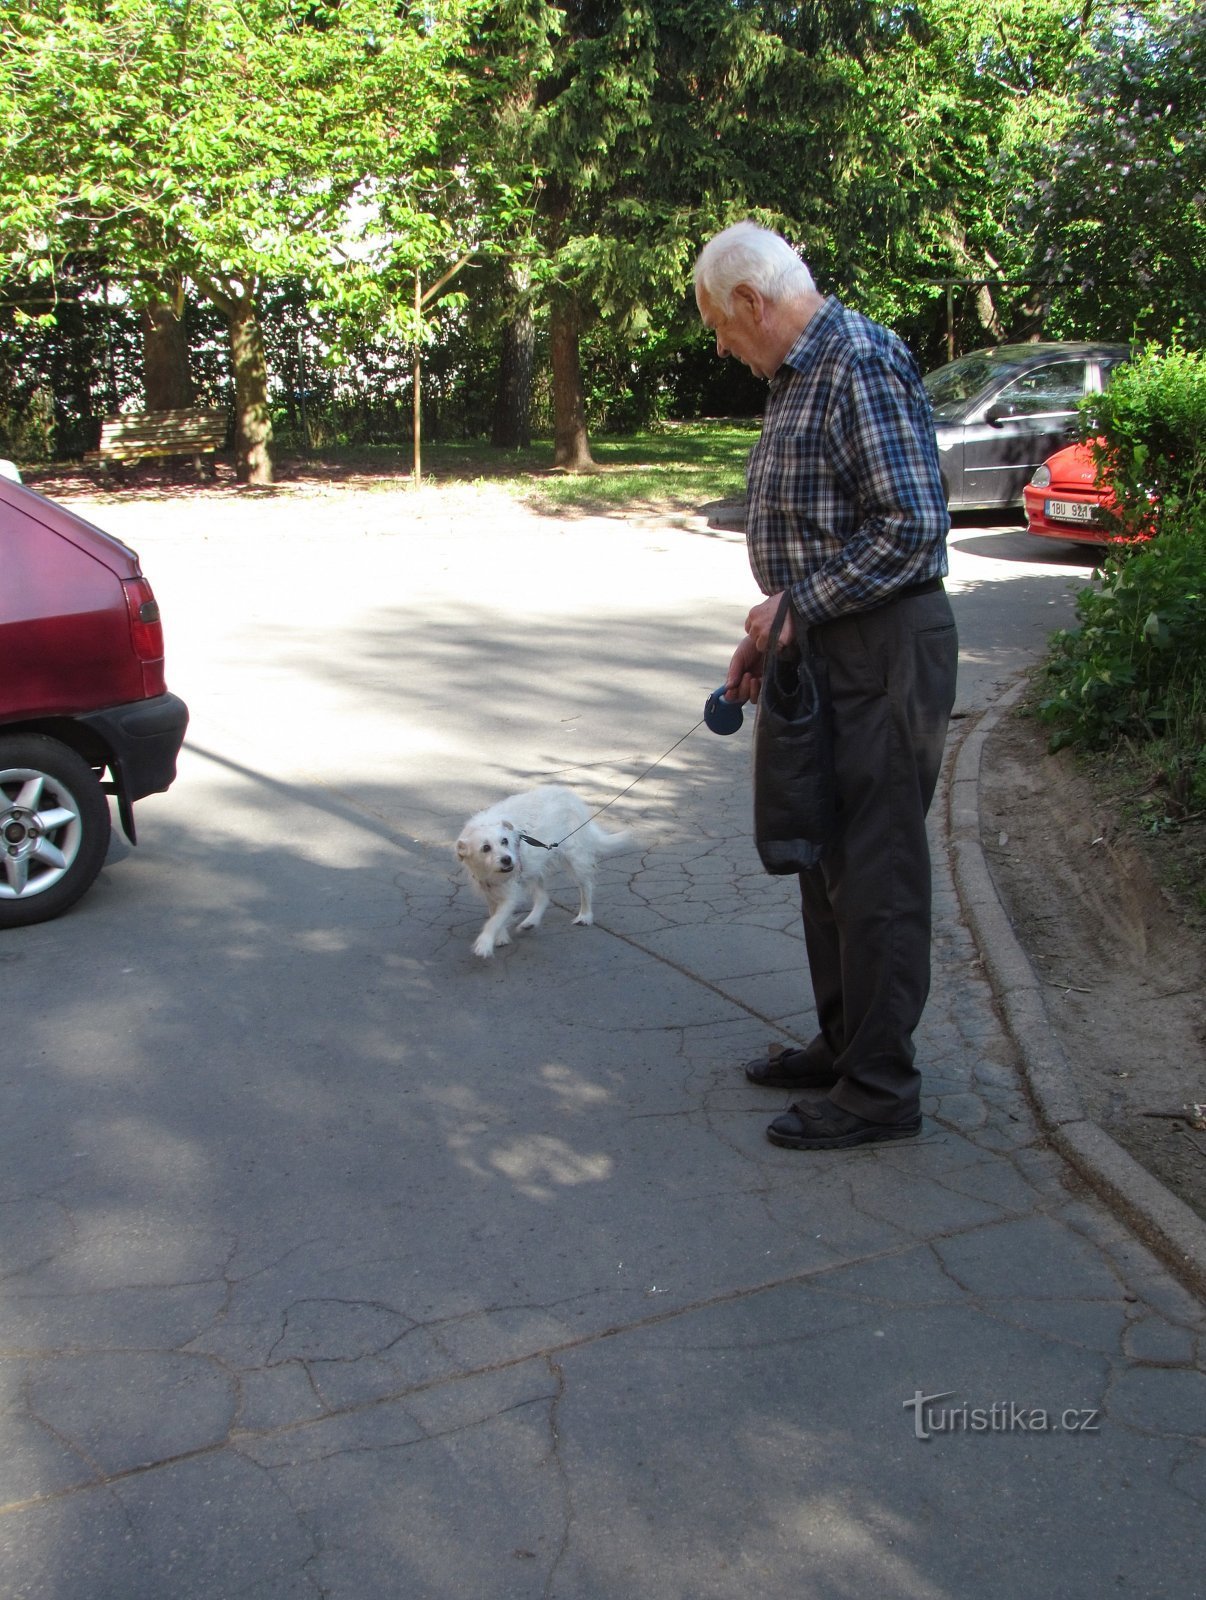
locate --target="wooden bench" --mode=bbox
[85,408,228,477]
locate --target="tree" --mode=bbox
[0,0,477,482]
[1034,1,1206,345]
[775,0,1108,359]
[469,0,895,469]
[140,275,193,412]
[491,260,536,448]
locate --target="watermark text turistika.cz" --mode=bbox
[904,1391,1101,1441]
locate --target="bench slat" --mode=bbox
[95,408,228,463]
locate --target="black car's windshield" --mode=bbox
[924,353,1023,419]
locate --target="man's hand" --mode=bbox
[724,633,763,705]
[744,591,794,655]
[724,591,794,705]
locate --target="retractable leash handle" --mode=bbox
[704,685,744,735]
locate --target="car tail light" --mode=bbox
[122,577,167,696]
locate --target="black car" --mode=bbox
[924,342,1130,510]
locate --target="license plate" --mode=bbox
[1045,499,1099,523]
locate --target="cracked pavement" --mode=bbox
[1,488,1202,1597]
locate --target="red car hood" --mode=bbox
[1043,441,1102,493]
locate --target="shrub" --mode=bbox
[1082,345,1206,533]
[1040,505,1206,735]
[1041,345,1206,767]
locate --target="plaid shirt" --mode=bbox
[745,297,949,625]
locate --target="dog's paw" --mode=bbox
[572,912,594,927]
[516,914,539,932]
[474,925,512,958]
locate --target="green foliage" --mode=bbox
[1038,504,1206,758]
[0,0,483,477]
[1039,347,1206,799]
[1,0,1199,460]
[1035,0,1205,346]
[1082,346,1206,532]
[0,0,476,289]
[815,0,1095,354]
[0,386,56,463]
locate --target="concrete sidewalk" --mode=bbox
[1,491,1202,1598]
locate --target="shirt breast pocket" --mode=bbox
[751,433,830,513]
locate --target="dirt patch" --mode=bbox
[20,450,432,504]
[980,707,1206,1221]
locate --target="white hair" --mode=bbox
[694,221,816,312]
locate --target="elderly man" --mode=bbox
[695,221,958,1150]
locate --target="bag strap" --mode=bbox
[763,590,825,719]
[766,591,796,659]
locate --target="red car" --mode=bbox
[1024,436,1160,549]
[1023,441,1117,544]
[0,476,188,926]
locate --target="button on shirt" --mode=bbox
[745,297,949,625]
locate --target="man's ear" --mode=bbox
[732,282,765,323]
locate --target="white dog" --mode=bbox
[456,785,635,959]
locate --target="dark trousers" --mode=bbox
[800,587,958,1122]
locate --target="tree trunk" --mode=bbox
[974,282,1005,342]
[228,295,274,486]
[550,291,595,472]
[492,265,534,449]
[141,276,192,411]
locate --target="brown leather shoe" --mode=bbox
[744,1040,839,1090]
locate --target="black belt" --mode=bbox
[858,574,944,613]
[893,575,944,600]
[810,574,946,637]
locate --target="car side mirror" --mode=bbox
[985,403,1009,426]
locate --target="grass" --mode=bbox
[20,418,759,517]
[344,420,759,515]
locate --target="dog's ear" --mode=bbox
[501,820,516,833]
[455,836,470,858]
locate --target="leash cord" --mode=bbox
[520,714,710,851]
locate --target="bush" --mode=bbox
[1040,345,1206,810]
[1039,508,1206,749]
[1082,345,1206,533]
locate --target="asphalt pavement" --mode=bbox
[1,486,1202,1598]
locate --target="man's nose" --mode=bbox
[715,334,729,358]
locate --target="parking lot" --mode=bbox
[2,483,1201,1599]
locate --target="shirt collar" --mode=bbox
[772,296,840,386]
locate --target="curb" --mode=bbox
[948,678,1206,1302]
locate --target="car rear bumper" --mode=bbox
[78,691,189,806]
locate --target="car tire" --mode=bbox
[0,734,112,928]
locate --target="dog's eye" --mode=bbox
[499,835,510,848]
[481,843,491,854]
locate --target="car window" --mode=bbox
[992,362,1088,417]
[924,352,1022,418]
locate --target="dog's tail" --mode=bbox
[587,822,637,857]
